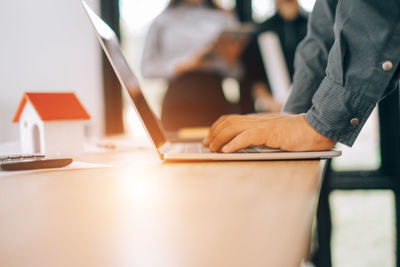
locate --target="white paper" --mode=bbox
[0,161,113,177]
[258,31,291,103]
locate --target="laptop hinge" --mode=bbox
[159,142,172,155]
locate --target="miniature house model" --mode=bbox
[12,92,90,154]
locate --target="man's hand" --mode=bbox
[203,113,336,153]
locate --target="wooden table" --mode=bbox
[0,146,323,267]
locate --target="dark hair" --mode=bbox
[168,0,220,9]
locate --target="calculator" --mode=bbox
[0,154,73,171]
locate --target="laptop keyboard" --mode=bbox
[182,143,210,153]
[239,146,281,153]
[174,143,281,154]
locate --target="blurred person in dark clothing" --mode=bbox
[240,0,308,113]
[141,0,245,131]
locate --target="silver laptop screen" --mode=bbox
[82,1,166,148]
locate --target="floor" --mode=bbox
[329,110,395,267]
[330,190,395,267]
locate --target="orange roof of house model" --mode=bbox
[12,92,90,122]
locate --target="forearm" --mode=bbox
[306,0,400,146]
[283,0,337,114]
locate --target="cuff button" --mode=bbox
[350,118,360,127]
[382,61,394,71]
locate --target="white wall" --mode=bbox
[0,0,103,143]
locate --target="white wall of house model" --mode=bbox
[13,93,90,155]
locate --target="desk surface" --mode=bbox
[0,146,322,267]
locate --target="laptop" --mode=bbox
[81,1,341,161]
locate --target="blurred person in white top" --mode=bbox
[141,0,246,131]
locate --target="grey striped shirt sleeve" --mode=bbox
[283,0,400,146]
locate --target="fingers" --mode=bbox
[205,115,256,149]
[221,128,267,153]
[203,115,229,146]
[209,123,250,152]
[203,113,283,148]
[208,116,240,144]
[209,118,274,152]
[210,114,264,138]
[209,115,230,137]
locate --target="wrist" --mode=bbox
[300,114,336,150]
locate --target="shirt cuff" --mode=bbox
[305,77,376,147]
